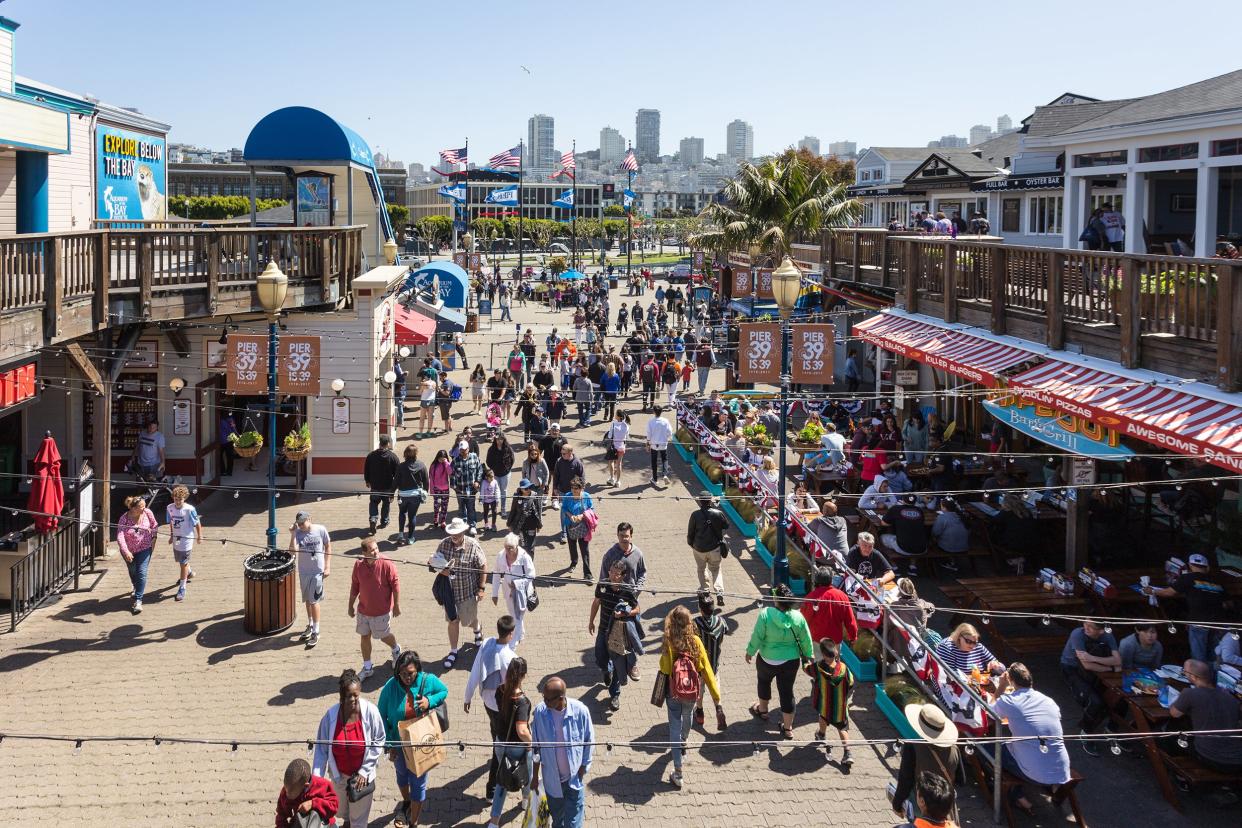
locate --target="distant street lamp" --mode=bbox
[255,260,288,554]
[770,254,802,587]
[383,237,398,265]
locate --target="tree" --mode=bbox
[529,219,556,251]
[692,155,861,259]
[417,215,453,247]
[775,147,855,187]
[548,256,568,276]
[604,204,625,217]
[387,203,410,230]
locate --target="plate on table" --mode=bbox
[1155,664,1184,681]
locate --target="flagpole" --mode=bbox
[463,137,470,265]
[571,139,577,271]
[626,142,633,284]
[517,139,525,282]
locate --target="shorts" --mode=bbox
[172,546,193,565]
[420,399,435,409]
[300,570,324,604]
[355,611,393,638]
[454,596,480,628]
[393,746,429,800]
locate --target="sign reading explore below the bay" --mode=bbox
[983,394,1134,459]
[97,126,167,221]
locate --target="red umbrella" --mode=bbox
[27,433,64,534]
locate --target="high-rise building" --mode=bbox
[679,137,704,165]
[969,124,993,146]
[726,119,754,160]
[599,126,625,163]
[635,109,660,162]
[827,140,857,158]
[797,136,820,155]
[527,113,556,169]
[997,114,1013,133]
[936,134,967,149]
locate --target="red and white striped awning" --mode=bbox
[1008,361,1242,473]
[853,313,1037,387]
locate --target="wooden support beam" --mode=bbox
[904,240,919,314]
[1217,263,1242,391]
[1118,256,1141,368]
[44,236,64,338]
[1046,249,1065,350]
[94,232,110,329]
[206,234,220,316]
[851,232,861,283]
[879,233,890,289]
[990,246,1006,334]
[138,235,153,318]
[943,241,957,322]
[64,342,106,395]
[321,236,334,302]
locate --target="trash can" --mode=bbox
[466,312,479,333]
[243,551,297,635]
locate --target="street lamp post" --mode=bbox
[770,255,802,587]
[255,261,288,554]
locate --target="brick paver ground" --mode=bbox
[0,275,1232,826]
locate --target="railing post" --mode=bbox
[851,232,861,283]
[44,237,64,338]
[879,232,891,290]
[904,240,919,314]
[321,236,333,302]
[206,233,221,316]
[827,231,837,279]
[1046,249,1065,349]
[137,235,153,317]
[943,241,957,323]
[94,232,110,329]
[1217,263,1242,391]
[1119,256,1141,368]
[990,245,1006,334]
[820,229,831,283]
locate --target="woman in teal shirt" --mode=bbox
[560,477,595,581]
[378,650,449,828]
[745,584,814,740]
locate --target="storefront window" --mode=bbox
[1138,143,1198,163]
[1028,195,1063,235]
[1090,193,1124,212]
[1073,150,1127,168]
[1211,138,1242,158]
[1001,198,1021,233]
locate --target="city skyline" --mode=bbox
[5,0,1238,167]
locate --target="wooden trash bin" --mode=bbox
[243,551,297,635]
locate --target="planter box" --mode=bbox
[753,537,808,595]
[840,640,879,682]
[689,457,724,496]
[720,497,758,539]
[672,440,695,464]
[873,682,921,741]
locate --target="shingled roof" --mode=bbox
[1050,69,1242,136]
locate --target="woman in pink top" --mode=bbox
[428,449,453,529]
[116,494,158,614]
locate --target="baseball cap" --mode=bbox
[293,511,311,526]
[458,440,470,452]
[549,423,560,431]
[1188,553,1210,567]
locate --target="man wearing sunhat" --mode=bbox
[431,517,488,670]
[890,703,960,821]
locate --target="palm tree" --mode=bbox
[692,156,861,260]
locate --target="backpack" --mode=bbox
[661,363,678,385]
[640,361,658,386]
[670,648,701,701]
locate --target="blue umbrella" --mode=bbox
[559,269,586,280]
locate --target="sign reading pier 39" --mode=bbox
[97,126,167,222]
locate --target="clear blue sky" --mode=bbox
[6,0,1239,166]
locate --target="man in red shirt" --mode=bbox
[801,567,858,645]
[275,758,338,827]
[348,537,401,681]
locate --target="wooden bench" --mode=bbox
[1159,752,1242,811]
[988,633,1067,663]
[966,751,1088,827]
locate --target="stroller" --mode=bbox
[485,401,504,429]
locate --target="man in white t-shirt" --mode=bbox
[289,511,332,649]
[165,484,202,602]
[1098,203,1125,251]
[646,405,673,486]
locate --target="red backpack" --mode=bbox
[670,648,701,701]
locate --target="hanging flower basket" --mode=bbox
[231,431,263,458]
[282,423,312,462]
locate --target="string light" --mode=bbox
[1041,615,1051,626]
[1038,739,1048,754]
[1109,740,1122,756]
[73,740,82,755]
[1177,734,1189,749]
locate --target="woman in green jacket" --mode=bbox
[378,650,449,828]
[745,584,814,739]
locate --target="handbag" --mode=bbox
[566,510,590,540]
[410,675,450,733]
[345,774,375,803]
[521,559,540,612]
[650,670,668,707]
[604,425,619,460]
[496,697,531,792]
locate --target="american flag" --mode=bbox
[620,149,638,172]
[560,150,576,169]
[488,145,522,168]
[439,146,467,164]
[549,168,574,180]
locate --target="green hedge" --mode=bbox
[169,196,288,220]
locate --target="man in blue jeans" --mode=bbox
[531,676,594,827]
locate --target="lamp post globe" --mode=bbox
[383,237,399,265]
[771,256,802,317]
[462,231,474,252]
[255,261,288,314]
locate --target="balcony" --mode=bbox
[822,229,1242,390]
[0,225,366,364]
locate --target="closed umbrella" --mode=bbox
[27,433,64,534]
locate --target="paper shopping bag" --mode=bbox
[398,712,446,776]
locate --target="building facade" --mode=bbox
[679,137,704,165]
[599,126,625,163]
[726,119,753,160]
[636,109,660,163]
[828,140,858,159]
[798,136,821,155]
[527,114,556,170]
[408,176,602,223]
[169,162,291,200]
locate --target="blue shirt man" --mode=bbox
[531,676,594,827]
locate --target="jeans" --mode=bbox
[368,493,391,526]
[546,784,585,828]
[756,656,799,714]
[394,398,406,426]
[650,448,668,479]
[594,624,636,698]
[496,473,511,514]
[457,492,477,527]
[1188,624,1220,665]
[667,697,694,771]
[219,443,234,476]
[567,537,591,575]
[642,385,657,410]
[577,401,591,426]
[500,303,512,321]
[398,495,421,537]
[602,392,617,421]
[697,368,710,395]
[125,547,153,601]
[1061,664,1107,731]
[482,501,498,526]
[490,744,533,820]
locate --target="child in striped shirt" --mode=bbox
[694,590,728,730]
[806,638,855,767]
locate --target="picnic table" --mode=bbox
[948,574,1092,616]
[858,506,938,536]
[1097,672,1190,809]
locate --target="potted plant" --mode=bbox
[742,422,774,454]
[230,429,263,459]
[282,422,312,462]
[792,420,825,450]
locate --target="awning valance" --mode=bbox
[1007,361,1242,473]
[853,313,1037,387]
[394,305,436,347]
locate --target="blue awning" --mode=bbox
[435,307,467,332]
[402,261,469,309]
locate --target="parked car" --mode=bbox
[669,264,692,282]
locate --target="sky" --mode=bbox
[6,0,1241,168]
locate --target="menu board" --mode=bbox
[83,372,157,452]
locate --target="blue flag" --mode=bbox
[485,185,519,205]
[437,183,466,203]
[552,189,575,210]
[622,189,635,211]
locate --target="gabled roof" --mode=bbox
[1025,99,1134,137]
[972,131,1022,166]
[861,147,936,162]
[1051,69,1242,136]
[1040,92,1101,108]
[904,151,1001,183]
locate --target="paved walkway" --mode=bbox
[0,277,1225,826]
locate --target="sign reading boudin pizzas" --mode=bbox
[733,268,752,296]
[791,324,834,385]
[738,323,781,384]
[279,336,321,395]
[226,334,269,394]
[755,268,774,300]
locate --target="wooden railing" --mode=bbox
[9,521,97,632]
[825,229,1242,389]
[0,226,365,337]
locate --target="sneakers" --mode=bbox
[186,569,195,581]
[306,631,319,649]
[368,519,378,535]
[131,599,143,615]
[391,644,402,662]
[662,475,671,485]
[359,664,375,681]
[669,770,683,789]
[299,624,313,642]
[716,593,725,608]
[609,696,621,712]
[175,584,186,602]
[606,477,615,486]
[629,665,642,681]
[378,520,390,529]
[474,628,484,646]
[841,748,854,768]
